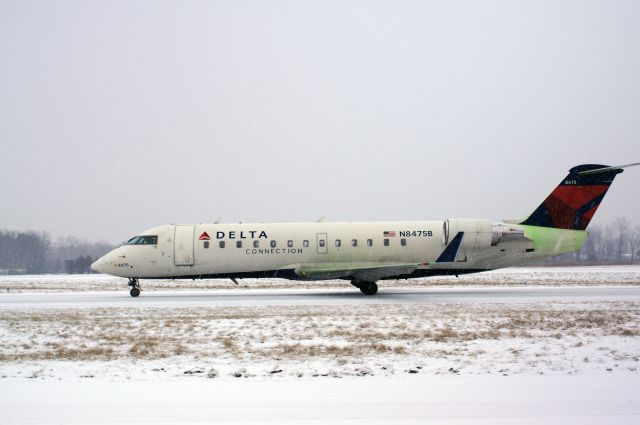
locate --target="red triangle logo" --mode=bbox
[199,231,211,241]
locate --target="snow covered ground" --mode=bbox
[0,266,639,423]
[1,265,640,293]
[2,374,639,424]
[2,299,639,381]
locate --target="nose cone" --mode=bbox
[91,256,107,274]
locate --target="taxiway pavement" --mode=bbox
[2,286,640,310]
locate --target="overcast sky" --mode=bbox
[1,0,639,244]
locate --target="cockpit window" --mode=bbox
[125,235,158,245]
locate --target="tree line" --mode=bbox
[1,218,639,274]
[545,217,640,265]
[0,230,113,274]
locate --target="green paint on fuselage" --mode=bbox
[521,225,588,257]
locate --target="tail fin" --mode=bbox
[520,163,638,230]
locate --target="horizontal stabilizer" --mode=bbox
[578,162,640,175]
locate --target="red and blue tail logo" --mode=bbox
[520,164,623,230]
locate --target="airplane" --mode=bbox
[91,163,638,297]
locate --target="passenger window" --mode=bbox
[303,240,309,247]
[270,240,276,248]
[204,241,209,249]
[401,238,407,246]
[335,239,341,247]
[287,240,293,248]
[253,240,259,248]
[352,239,357,247]
[367,239,373,247]
[319,240,325,247]
[384,238,389,246]
[219,241,225,248]
[236,241,242,248]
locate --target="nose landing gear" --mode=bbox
[128,278,141,297]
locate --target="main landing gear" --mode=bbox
[128,278,141,297]
[350,279,378,296]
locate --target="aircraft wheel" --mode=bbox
[130,287,141,297]
[359,282,378,296]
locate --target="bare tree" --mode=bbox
[629,225,640,263]
[614,217,631,261]
[583,225,602,263]
[0,229,50,273]
[47,236,113,273]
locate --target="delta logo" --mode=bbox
[199,232,211,241]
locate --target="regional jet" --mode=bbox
[91,163,638,296]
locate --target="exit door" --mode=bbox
[316,233,328,254]
[174,225,195,266]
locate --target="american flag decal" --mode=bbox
[383,231,396,237]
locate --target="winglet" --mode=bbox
[436,232,464,262]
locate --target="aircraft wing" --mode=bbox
[293,262,418,281]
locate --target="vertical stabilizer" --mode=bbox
[520,163,636,230]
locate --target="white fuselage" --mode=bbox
[91,219,561,282]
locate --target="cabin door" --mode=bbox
[316,233,328,254]
[174,225,195,266]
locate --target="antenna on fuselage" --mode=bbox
[214,217,222,224]
[317,216,326,223]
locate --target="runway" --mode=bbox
[2,285,640,309]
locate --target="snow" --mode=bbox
[1,374,639,424]
[0,266,639,424]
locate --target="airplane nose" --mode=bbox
[91,257,106,274]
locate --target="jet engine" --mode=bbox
[443,219,526,248]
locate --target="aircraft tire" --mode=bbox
[129,287,141,297]
[359,282,378,296]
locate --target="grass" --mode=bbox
[0,302,638,363]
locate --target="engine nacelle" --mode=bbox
[443,219,527,249]
[443,219,493,249]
